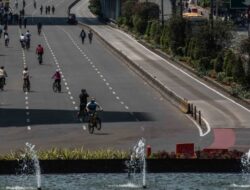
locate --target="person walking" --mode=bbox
[80,29,86,44]
[23,17,27,28]
[88,29,93,44]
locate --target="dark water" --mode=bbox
[1,173,250,190]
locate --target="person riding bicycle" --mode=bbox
[22,67,30,88]
[78,89,89,118]
[86,97,103,116]
[4,32,9,46]
[51,69,61,91]
[37,22,42,34]
[25,30,31,48]
[20,33,26,48]
[0,66,8,86]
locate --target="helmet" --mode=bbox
[56,69,60,72]
[24,67,28,71]
[0,66,4,69]
[81,89,86,93]
[91,97,95,103]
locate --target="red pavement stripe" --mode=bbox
[208,129,236,149]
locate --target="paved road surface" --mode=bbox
[72,0,250,151]
[0,0,211,154]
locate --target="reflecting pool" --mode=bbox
[1,173,250,190]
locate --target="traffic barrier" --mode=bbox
[176,143,195,158]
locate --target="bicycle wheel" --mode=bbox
[52,82,57,92]
[96,118,101,130]
[88,122,94,134]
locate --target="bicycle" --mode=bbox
[88,111,101,134]
[0,78,5,91]
[52,80,61,92]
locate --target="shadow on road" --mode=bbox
[0,108,154,127]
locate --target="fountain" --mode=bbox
[241,149,250,174]
[24,142,42,190]
[127,138,147,188]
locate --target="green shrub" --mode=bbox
[132,15,147,34]
[88,0,102,16]
[216,72,226,82]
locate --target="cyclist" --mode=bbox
[4,32,9,47]
[25,30,31,48]
[78,89,89,118]
[51,69,61,91]
[88,29,93,44]
[37,22,42,35]
[22,67,30,89]
[0,66,8,86]
[86,97,102,113]
[20,33,26,48]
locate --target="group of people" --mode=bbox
[20,30,31,49]
[78,89,103,119]
[40,5,55,15]
[80,29,93,44]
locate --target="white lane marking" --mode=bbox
[59,27,131,111]
[119,29,250,113]
[82,125,87,130]
[186,115,211,137]
[121,101,124,105]
[42,31,77,110]
[27,126,31,130]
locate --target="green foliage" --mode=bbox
[232,57,245,84]
[216,72,226,82]
[213,52,224,73]
[223,50,236,77]
[133,2,159,21]
[197,57,211,72]
[167,16,186,55]
[240,37,250,56]
[197,0,210,8]
[88,0,102,16]
[160,24,169,50]
[0,148,130,160]
[132,15,147,34]
[149,20,161,44]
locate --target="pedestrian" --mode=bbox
[40,5,43,15]
[52,5,55,14]
[23,17,27,28]
[80,29,86,44]
[48,6,50,14]
[88,29,93,44]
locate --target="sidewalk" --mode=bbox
[71,0,250,134]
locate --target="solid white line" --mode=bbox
[118,29,250,113]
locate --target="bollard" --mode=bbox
[146,145,151,158]
[199,111,201,125]
[191,104,193,116]
[194,106,197,120]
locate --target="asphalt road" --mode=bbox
[0,0,212,154]
[72,0,250,151]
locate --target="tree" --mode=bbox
[167,16,186,55]
[240,37,250,87]
[232,57,245,84]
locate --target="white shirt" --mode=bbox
[23,70,29,79]
[20,35,25,41]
